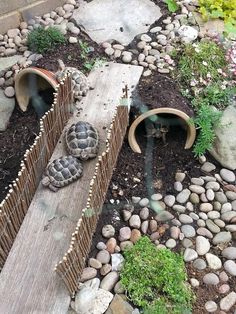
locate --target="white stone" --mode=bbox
[0,89,15,131]
[72,0,162,45]
[206,253,222,270]
[111,253,124,271]
[178,25,198,42]
[220,168,236,183]
[69,36,78,43]
[102,225,115,238]
[184,248,198,262]
[196,236,210,255]
[205,301,218,313]
[220,292,236,312]
[224,260,236,276]
[100,271,119,291]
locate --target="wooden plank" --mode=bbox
[0,63,143,314]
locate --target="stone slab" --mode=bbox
[0,11,21,35]
[72,0,162,45]
[0,89,15,131]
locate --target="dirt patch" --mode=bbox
[0,106,39,202]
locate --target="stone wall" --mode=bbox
[0,0,66,34]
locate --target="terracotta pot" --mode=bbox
[128,107,196,153]
[15,67,58,112]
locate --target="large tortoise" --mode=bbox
[41,155,83,192]
[65,121,99,160]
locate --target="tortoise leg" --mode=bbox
[48,184,59,192]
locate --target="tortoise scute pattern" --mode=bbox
[46,156,83,187]
[66,121,99,160]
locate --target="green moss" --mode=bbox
[120,236,194,313]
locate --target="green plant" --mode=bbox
[120,237,194,313]
[79,40,90,59]
[199,0,236,34]
[191,104,222,156]
[176,41,227,85]
[192,82,236,110]
[27,26,65,54]
[164,0,179,13]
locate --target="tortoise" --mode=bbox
[65,121,99,160]
[41,155,83,192]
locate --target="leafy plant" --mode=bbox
[199,0,236,34]
[27,26,65,54]
[79,40,91,59]
[191,104,222,156]
[164,0,179,13]
[120,237,194,313]
[176,41,227,85]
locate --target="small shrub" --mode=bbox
[120,236,194,313]
[191,104,222,156]
[27,26,65,54]
[176,41,227,86]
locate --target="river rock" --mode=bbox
[201,162,216,172]
[173,205,186,213]
[176,189,190,204]
[196,236,210,255]
[197,227,213,239]
[175,172,185,182]
[206,253,222,270]
[206,219,220,233]
[226,191,236,201]
[191,177,204,185]
[222,247,236,259]
[102,225,115,238]
[193,258,207,270]
[130,229,141,243]
[155,210,174,221]
[189,185,205,194]
[203,273,219,285]
[206,189,215,201]
[139,198,149,207]
[106,293,133,314]
[111,253,124,271]
[207,211,220,220]
[181,225,196,238]
[106,238,117,254]
[220,292,236,311]
[205,301,217,313]
[139,207,149,220]
[215,192,228,204]
[119,227,131,241]
[220,169,236,183]
[164,195,175,207]
[141,220,149,234]
[165,239,176,248]
[129,215,141,229]
[170,226,180,239]
[89,258,102,269]
[184,248,198,262]
[96,250,110,264]
[190,193,199,204]
[200,203,213,212]
[212,232,232,245]
[178,25,198,42]
[179,214,193,224]
[221,211,236,222]
[81,267,97,282]
[100,271,119,291]
[224,260,236,276]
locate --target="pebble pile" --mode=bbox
[70,158,236,314]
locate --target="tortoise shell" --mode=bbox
[45,155,83,187]
[65,121,99,160]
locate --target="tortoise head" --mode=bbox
[41,176,50,187]
[80,151,89,160]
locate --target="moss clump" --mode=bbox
[27,26,65,54]
[120,236,194,314]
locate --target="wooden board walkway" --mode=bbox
[0,63,142,314]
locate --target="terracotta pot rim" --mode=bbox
[128,107,196,153]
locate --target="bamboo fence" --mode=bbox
[0,74,73,269]
[55,102,129,295]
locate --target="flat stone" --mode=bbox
[181,225,196,238]
[89,258,102,269]
[206,253,222,270]
[226,191,236,201]
[0,55,22,76]
[151,193,162,201]
[0,89,15,131]
[203,273,219,285]
[220,292,236,312]
[182,238,193,248]
[215,192,228,204]
[184,248,198,262]
[205,301,218,313]
[221,211,236,222]
[220,169,235,183]
[222,247,236,259]
[214,219,225,228]
[226,225,236,232]
[100,271,119,291]
[206,189,215,201]
[190,213,199,220]
[212,232,232,245]
[72,0,162,45]
[200,203,213,213]
[105,294,133,314]
[224,260,236,276]
[193,258,207,270]
[113,281,125,294]
[207,211,220,220]
[201,162,216,172]
[173,204,186,213]
[100,264,112,276]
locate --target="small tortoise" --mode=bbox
[65,121,99,160]
[41,155,83,192]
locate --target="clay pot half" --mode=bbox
[15,67,58,112]
[128,107,196,153]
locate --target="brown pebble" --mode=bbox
[106,237,117,254]
[100,264,112,276]
[149,220,158,233]
[130,229,141,243]
[150,232,160,241]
